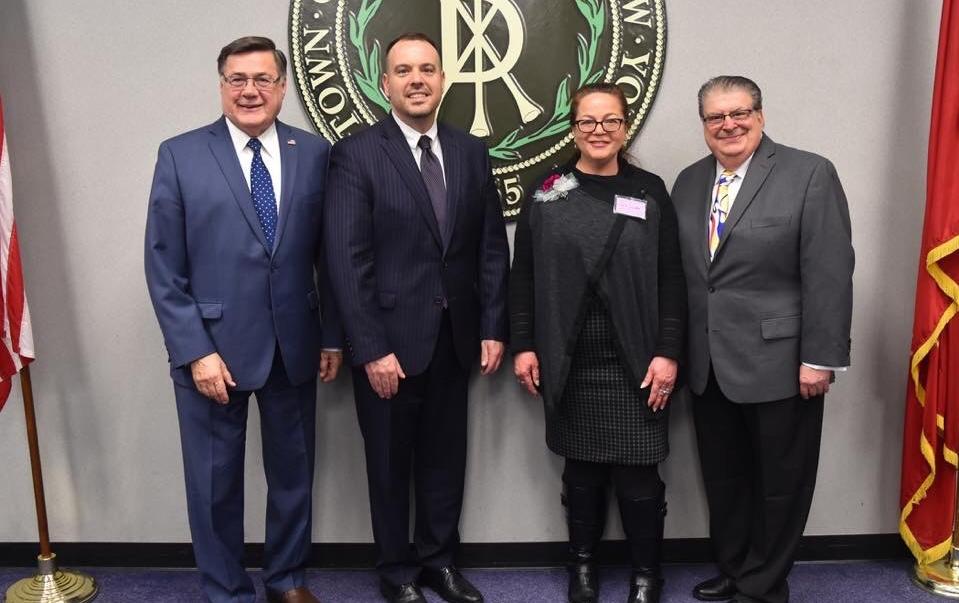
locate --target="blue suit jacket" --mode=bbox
[324,117,509,375]
[145,117,343,390]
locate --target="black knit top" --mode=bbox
[509,159,687,361]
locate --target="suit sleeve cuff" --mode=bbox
[802,362,848,371]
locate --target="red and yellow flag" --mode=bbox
[899,0,959,565]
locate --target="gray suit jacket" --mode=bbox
[672,134,854,403]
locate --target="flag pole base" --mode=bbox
[914,558,959,598]
[4,553,98,603]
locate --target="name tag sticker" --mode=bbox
[613,195,647,219]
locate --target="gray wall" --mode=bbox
[0,1,941,544]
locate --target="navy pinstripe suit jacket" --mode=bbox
[324,117,509,375]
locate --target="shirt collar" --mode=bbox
[392,112,439,152]
[714,152,755,182]
[225,117,280,159]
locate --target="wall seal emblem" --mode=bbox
[290,0,666,220]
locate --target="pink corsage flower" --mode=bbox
[534,172,579,203]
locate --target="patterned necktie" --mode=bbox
[418,135,447,241]
[708,169,736,259]
[247,138,278,249]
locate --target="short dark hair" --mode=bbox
[383,32,441,70]
[569,82,630,126]
[217,36,287,77]
[697,75,762,118]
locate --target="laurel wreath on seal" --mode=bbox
[347,0,605,160]
[348,0,391,113]
[488,0,606,160]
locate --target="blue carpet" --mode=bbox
[0,561,944,602]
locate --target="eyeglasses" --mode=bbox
[574,117,626,133]
[222,75,283,90]
[702,108,756,128]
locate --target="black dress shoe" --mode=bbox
[692,575,737,601]
[567,561,598,603]
[420,566,484,603]
[379,579,427,603]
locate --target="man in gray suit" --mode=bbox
[672,76,853,603]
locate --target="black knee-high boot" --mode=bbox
[618,484,666,603]
[563,482,607,603]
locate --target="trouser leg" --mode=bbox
[692,370,753,580]
[257,351,318,593]
[414,315,470,570]
[353,367,420,586]
[174,382,255,603]
[734,395,824,603]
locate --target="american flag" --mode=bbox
[0,96,35,411]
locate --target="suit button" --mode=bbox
[433,296,444,306]
[708,286,715,293]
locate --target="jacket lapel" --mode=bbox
[438,124,460,255]
[273,120,298,253]
[695,158,716,269]
[379,118,444,251]
[208,117,271,255]
[712,135,777,263]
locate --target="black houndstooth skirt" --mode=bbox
[546,294,669,465]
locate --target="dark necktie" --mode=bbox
[417,135,447,239]
[247,138,278,249]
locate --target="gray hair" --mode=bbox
[697,76,762,118]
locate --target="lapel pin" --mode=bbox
[287,139,296,146]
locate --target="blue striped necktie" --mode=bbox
[247,138,278,249]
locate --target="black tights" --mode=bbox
[563,457,663,499]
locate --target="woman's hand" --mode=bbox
[513,351,541,397]
[641,356,677,411]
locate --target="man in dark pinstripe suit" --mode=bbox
[324,33,509,603]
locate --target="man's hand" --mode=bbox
[319,350,343,383]
[480,339,505,376]
[191,352,236,404]
[513,351,540,396]
[799,365,831,399]
[365,353,405,399]
[641,356,678,412]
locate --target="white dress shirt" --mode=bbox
[225,118,282,209]
[713,155,846,373]
[711,154,754,214]
[392,112,446,186]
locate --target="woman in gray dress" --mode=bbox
[509,83,686,603]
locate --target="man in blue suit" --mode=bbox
[324,33,509,603]
[145,36,342,603]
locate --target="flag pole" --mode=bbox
[4,365,98,603]
[914,464,959,598]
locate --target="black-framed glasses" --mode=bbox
[702,108,756,128]
[574,117,625,133]
[222,74,283,90]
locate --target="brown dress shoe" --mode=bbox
[266,586,321,603]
